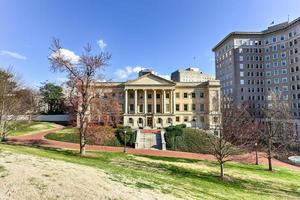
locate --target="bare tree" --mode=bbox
[0,68,29,141]
[49,39,111,155]
[209,100,256,179]
[258,91,296,171]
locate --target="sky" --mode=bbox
[1,0,300,88]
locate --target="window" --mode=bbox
[272,37,277,43]
[273,45,277,51]
[281,52,286,58]
[129,104,134,112]
[156,104,161,113]
[139,104,143,113]
[166,93,170,98]
[200,92,204,98]
[175,92,180,98]
[184,104,188,111]
[147,94,152,99]
[266,71,271,77]
[273,53,278,59]
[200,104,205,112]
[166,104,170,112]
[274,70,278,75]
[191,93,195,98]
[239,56,243,61]
[240,63,244,69]
[184,116,188,122]
[192,104,196,111]
[274,78,279,84]
[282,60,286,66]
[240,72,244,77]
[282,77,288,83]
[156,93,160,99]
[281,35,285,40]
[147,104,152,113]
[183,93,188,98]
[273,62,278,67]
[282,69,287,74]
[176,116,180,122]
[176,104,180,111]
[240,80,244,85]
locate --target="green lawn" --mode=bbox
[1,143,300,199]
[9,121,56,136]
[45,127,79,143]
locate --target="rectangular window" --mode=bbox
[147,104,152,113]
[175,92,180,98]
[282,77,288,83]
[139,104,143,113]
[176,104,180,111]
[176,116,180,122]
[130,104,134,112]
[240,72,244,77]
[156,104,161,113]
[200,104,205,112]
[156,93,161,99]
[166,93,170,98]
[192,104,196,111]
[239,56,243,61]
[191,93,196,98]
[274,78,279,84]
[240,79,244,85]
[200,92,204,98]
[147,94,152,99]
[282,69,287,74]
[183,93,188,98]
[166,104,170,112]
[184,104,188,111]
[274,70,278,75]
[281,60,286,66]
[184,116,188,122]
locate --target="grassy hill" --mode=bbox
[0,143,299,199]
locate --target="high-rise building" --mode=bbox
[213,18,300,118]
[171,67,215,82]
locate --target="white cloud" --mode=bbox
[50,48,80,64]
[114,66,170,80]
[97,39,107,51]
[0,50,27,60]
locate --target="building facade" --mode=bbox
[171,67,215,82]
[213,18,300,118]
[91,70,221,132]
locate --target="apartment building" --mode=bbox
[213,18,300,117]
[171,67,215,82]
[89,69,220,132]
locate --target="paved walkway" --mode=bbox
[7,125,300,171]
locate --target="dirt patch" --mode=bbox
[0,151,181,200]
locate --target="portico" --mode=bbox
[123,73,176,129]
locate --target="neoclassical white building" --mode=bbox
[90,70,221,132]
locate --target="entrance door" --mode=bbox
[147,117,153,128]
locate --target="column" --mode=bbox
[134,89,138,114]
[144,89,147,114]
[125,89,128,114]
[153,90,156,114]
[162,90,165,113]
[172,89,176,114]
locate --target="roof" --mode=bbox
[212,17,300,51]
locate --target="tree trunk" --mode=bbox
[79,131,85,155]
[268,155,272,171]
[220,163,224,179]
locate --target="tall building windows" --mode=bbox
[272,37,277,43]
[274,78,279,84]
[239,56,243,61]
[240,79,244,85]
[282,69,287,74]
[240,63,244,69]
[274,70,279,75]
[282,77,288,83]
[281,60,286,66]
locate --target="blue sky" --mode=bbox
[1,0,300,87]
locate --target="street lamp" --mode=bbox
[123,130,127,153]
[255,142,258,165]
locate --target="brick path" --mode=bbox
[7,125,300,171]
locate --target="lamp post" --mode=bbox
[255,142,258,165]
[123,130,127,153]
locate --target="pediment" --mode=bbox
[125,73,175,86]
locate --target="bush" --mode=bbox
[116,126,136,147]
[86,124,121,146]
[165,126,216,154]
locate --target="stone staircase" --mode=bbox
[135,129,166,150]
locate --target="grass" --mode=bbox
[45,127,79,143]
[1,143,300,199]
[9,121,56,136]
